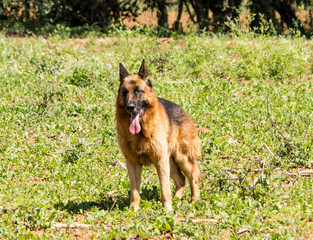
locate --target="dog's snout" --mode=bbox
[126,103,135,112]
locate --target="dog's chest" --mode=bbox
[124,136,164,165]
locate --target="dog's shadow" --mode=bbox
[54,186,160,214]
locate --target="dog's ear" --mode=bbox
[119,62,129,82]
[138,58,149,79]
[138,58,152,87]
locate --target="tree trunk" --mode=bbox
[0,2,8,20]
[24,0,30,20]
[272,0,305,35]
[157,0,168,27]
[184,1,196,23]
[174,0,184,30]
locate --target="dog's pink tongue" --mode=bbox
[129,112,141,134]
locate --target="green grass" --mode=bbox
[0,29,313,239]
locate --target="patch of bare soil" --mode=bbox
[61,228,97,240]
[123,11,313,32]
[13,177,50,184]
[28,228,97,240]
[124,12,193,28]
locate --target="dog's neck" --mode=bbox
[140,101,165,138]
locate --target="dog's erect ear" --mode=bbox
[138,58,152,87]
[138,58,149,80]
[119,62,129,82]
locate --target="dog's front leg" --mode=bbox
[155,157,172,212]
[126,160,142,211]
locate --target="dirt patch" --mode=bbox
[28,228,97,239]
[220,229,231,239]
[124,12,193,29]
[13,177,51,184]
[123,10,313,32]
[60,228,97,240]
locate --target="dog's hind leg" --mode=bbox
[170,158,186,199]
[126,160,142,211]
[187,163,201,203]
[175,154,201,203]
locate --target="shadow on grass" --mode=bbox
[54,197,129,214]
[54,185,160,214]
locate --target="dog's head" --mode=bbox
[117,58,155,135]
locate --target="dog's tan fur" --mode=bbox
[116,59,201,211]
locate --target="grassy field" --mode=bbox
[1,27,313,239]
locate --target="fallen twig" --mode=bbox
[164,81,184,84]
[116,158,127,170]
[223,168,281,173]
[299,170,313,176]
[182,58,197,81]
[75,92,83,103]
[287,170,313,176]
[106,189,118,196]
[176,217,218,224]
[262,143,279,161]
[101,137,106,145]
[52,222,92,229]
[46,135,57,139]
[237,228,248,234]
[191,219,218,224]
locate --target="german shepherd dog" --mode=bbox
[116,59,201,211]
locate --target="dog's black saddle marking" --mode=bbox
[158,98,189,126]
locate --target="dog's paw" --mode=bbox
[163,203,173,212]
[129,204,140,212]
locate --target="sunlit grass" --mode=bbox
[0,29,313,238]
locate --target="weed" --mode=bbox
[67,67,92,87]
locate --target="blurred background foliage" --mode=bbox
[1,0,313,35]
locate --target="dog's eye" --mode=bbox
[122,88,128,96]
[135,88,144,95]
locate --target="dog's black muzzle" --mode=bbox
[125,100,148,115]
